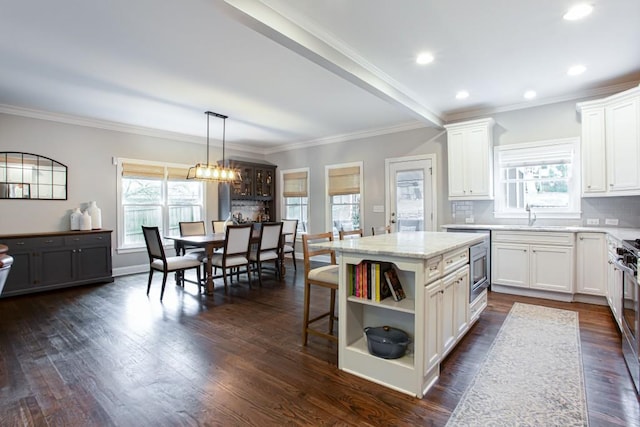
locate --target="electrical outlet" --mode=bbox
[372,205,384,213]
[586,218,599,225]
[605,218,619,226]
[465,217,475,224]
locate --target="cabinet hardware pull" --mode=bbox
[74,238,80,241]
[78,249,82,253]
[16,242,25,245]
[446,260,453,264]
[44,239,53,243]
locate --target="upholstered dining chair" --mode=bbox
[249,222,283,286]
[339,229,363,240]
[208,224,253,292]
[212,220,228,234]
[281,219,298,270]
[141,226,202,301]
[178,220,207,283]
[302,232,339,345]
[371,225,392,236]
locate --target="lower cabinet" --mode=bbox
[0,230,113,297]
[492,231,575,294]
[576,233,606,296]
[607,250,623,329]
[424,265,469,375]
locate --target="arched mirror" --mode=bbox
[0,152,67,200]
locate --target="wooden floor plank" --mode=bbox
[0,263,638,426]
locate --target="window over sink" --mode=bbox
[494,138,581,219]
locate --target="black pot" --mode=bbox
[364,326,410,359]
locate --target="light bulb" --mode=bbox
[212,169,219,178]
[221,170,227,179]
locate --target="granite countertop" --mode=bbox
[316,231,485,260]
[441,224,640,242]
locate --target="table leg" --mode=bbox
[205,246,215,295]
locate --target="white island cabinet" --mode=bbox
[318,232,485,398]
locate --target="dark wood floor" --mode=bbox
[0,261,638,426]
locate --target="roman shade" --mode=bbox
[328,166,360,196]
[121,162,165,179]
[283,171,308,197]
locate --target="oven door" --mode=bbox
[617,259,639,394]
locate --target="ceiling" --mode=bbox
[1,0,638,153]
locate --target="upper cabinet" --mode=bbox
[218,159,276,221]
[444,118,495,200]
[578,85,640,196]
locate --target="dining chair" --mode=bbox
[302,232,339,345]
[339,229,363,240]
[371,225,392,236]
[178,221,206,255]
[249,222,283,286]
[208,224,253,292]
[141,226,202,301]
[178,220,207,284]
[212,220,228,234]
[281,219,298,270]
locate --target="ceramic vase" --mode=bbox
[70,208,82,230]
[80,210,92,230]
[87,201,102,229]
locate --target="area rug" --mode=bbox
[445,302,589,427]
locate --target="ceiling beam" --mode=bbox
[220,0,443,128]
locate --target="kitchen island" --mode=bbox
[321,231,486,398]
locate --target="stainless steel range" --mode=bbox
[618,239,640,394]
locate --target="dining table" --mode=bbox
[167,228,291,295]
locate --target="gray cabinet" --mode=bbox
[0,230,113,297]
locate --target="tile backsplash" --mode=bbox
[450,196,640,228]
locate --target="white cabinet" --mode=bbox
[338,242,478,398]
[423,265,469,375]
[607,251,623,329]
[445,118,495,200]
[578,85,640,196]
[492,231,575,294]
[576,233,606,296]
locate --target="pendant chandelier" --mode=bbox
[187,111,239,182]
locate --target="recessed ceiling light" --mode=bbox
[456,91,469,100]
[524,90,537,100]
[416,52,434,65]
[563,4,593,20]
[567,64,586,76]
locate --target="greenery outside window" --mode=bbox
[326,162,363,235]
[281,168,309,233]
[117,159,204,251]
[494,138,580,219]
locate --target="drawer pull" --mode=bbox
[16,242,25,245]
[74,238,80,241]
[429,266,438,271]
[44,239,54,243]
[446,260,453,264]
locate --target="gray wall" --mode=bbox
[2,92,639,274]
[265,126,448,235]
[0,113,263,271]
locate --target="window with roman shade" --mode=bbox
[281,169,309,233]
[326,162,363,235]
[118,159,204,251]
[494,138,581,218]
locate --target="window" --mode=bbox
[326,162,363,235]
[494,138,581,219]
[281,168,309,233]
[117,159,205,251]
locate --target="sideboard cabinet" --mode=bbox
[0,230,113,297]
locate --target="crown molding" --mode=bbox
[264,120,428,155]
[443,80,640,123]
[0,103,260,154]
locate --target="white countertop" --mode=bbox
[317,231,486,260]
[441,223,640,242]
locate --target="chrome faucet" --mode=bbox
[526,204,537,226]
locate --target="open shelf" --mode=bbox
[346,336,414,369]
[347,295,415,314]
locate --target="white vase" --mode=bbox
[80,210,92,230]
[87,201,102,229]
[70,208,82,230]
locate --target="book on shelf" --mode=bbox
[348,261,394,302]
[383,267,406,302]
